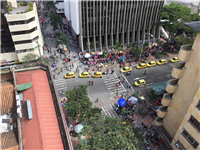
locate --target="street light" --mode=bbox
[139,33,153,61]
[36,40,42,58]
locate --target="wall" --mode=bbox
[64,0,71,21]
[163,32,200,137]
[0,52,18,62]
[171,87,200,150]
[70,0,79,35]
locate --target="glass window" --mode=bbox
[189,116,200,132]
[196,100,200,110]
[182,129,199,149]
[137,81,140,84]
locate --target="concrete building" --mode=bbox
[55,0,65,14]
[154,21,200,150]
[1,1,44,63]
[64,0,165,52]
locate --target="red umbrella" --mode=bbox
[40,17,44,22]
[65,59,68,63]
[116,55,119,57]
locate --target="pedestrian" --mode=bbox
[60,67,62,72]
[136,90,138,94]
[56,59,58,63]
[118,81,121,85]
[143,70,146,75]
[53,75,55,79]
[76,68,78,72]
[47,49,49,53]
[58,70,60,75]
[121,78,125,83]
[92,81,94,86]
[116,90,118,97]
[89,81,91,85]
[118,75,121,79]
[69,50,70,54]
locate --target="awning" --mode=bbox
[16,82,32,91]
[149,80,168,95]
[1,62,8,66]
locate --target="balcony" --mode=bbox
[9,21,37,32]
[178,44,192,61]
[157,106,168,118]
[171,62,186,79]
[12,30,39,42]
[15,41,38,50]
[162,93,173,106]
[166,79,179,93]
[154,117,164,126]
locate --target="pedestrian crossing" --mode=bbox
[101,103,122,119]
[54,77,68,92]
[102,73,126,94]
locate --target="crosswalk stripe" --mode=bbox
[57,87,68,91]
[101,107,107,116]
[55,83,67,86]
[103,106,112,117]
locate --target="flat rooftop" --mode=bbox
[9,6,29,14]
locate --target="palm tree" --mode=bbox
[56,32,70,51]
[128,42,137,49]
[46,1,58,11]
[50,13,63,30]
[112,40,124,52]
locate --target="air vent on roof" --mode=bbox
[26,100,33,120]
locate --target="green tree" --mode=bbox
[155,3,199,42]
[46,1,58,11]
[130,46,141,57]
[22,53,39,63]
[76,113,145,150]
[148,92,158,105]
[56,32,70,49]
[50,12,63,30]
[128,42,137,49]
[112,40,124,52]
[65,85,102,122]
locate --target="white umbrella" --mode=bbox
[74,124,84,134]
[84,53,91,58]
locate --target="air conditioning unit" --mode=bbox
[17,108,22,118]
[16,100,21,110]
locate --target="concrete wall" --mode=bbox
[171,87,200,150]
[64,0,71,21]
[7,0,17,8]
[70,0,80,35]
[0,52,18,62]
[163,32,200,138]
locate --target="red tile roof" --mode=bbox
[16,70,64,150]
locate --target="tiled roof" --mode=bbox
[0,73,19,150]
[1,131,19,150]
[16,70,64,150]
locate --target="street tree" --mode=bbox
[112,40,124,52]
[65,85,102,122]
[46,1,58,11]
[155,2,199,42]
[148,91,158,105]
[56,32,70,49]
[76,113,145,150]
[50,12,63,30]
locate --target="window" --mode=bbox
[182,129,199,149]
[196,100,200,110]
[189,116,200,132]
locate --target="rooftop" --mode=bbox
[10,6,29,14]
[0,73,19,150]
[184,21,200,32]
[16,69,64,149]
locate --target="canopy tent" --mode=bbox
[149,80,168,95]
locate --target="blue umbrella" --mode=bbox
[118,98,127,107]
[119,55,126,60]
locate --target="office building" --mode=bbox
[64,0,164,52]
[154,21,200,150]
[1,1,43,64]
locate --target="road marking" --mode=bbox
[121,74,135,92]
[101,107,107,116]
[133,76,147,80]
[145,83,153,86]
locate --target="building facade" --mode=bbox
[154,21,200,150]
[64,0,164,52]
[1,1,43,63]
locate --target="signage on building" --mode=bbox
[59,9,64,12]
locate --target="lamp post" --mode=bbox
[139,33,153,61]
[36,40,41,58]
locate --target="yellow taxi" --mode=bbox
[134,79,146,87]
[136,63,146,69]
[170,57,180,63]
[121,67,132,73]
[64,72,75,79]
[146,61,156,67]
[91,72,103,78]
[79,72,90,78]
[157,59,167,65]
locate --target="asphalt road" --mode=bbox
[115,62,178,96]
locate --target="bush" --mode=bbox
[21,11,23,14]
[17,12,19,14]
[155,51,168,59]
[24,3,33,13]
[132,93,139,99]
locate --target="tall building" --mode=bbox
[154,21,200,150]
[64,0,164,52]
[0,1,43,64]
[1,1,16,64]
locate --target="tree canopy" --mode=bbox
[76,113,145,150]
[155,3,200,40]
[46,1,58,11]
[50,12,63,30]
[112,40,124,52]
[22,53,51,64]
[56,32,70,48]
[65,85,102,122]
